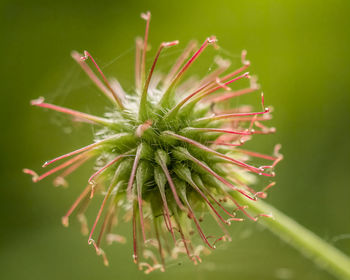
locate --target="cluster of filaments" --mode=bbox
[24,12,282,273]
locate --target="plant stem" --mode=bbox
[233,193,350,280]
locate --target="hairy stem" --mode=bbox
[232,193,350,280]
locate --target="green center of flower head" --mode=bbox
[24,11,282,273]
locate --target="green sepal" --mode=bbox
[100,133,137,154]
[138,142,153,160]
[154,166,167,193]
[159,132,178,146]
[173,164,193,186]
[114,158,134,182]
[155,149,170,166]
[172,146,190,161]
[136,160,153,186]
[172,178,188,202]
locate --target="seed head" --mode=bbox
[24,12,282,273]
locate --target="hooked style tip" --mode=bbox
[243,72,250,78]
[162,40,180,48]
[61,216,69,227]
[208,35,217,43]
[208,36,219,49]
[241,49,250,66]
[141,11,151,21]
[81,50,89,61]
[23,168,39,182]
[30,97,45,106]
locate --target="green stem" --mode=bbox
[233,193,350,280]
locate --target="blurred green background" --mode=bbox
[1,0,350,279]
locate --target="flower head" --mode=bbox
[24,11,282,273]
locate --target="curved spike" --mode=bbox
[135,37,143,92]
[71,50,116,104]
[136,161,152,242]
[96,203,116,248]
[140,11,151,87]
[43,133,132,167]
[139,41,179,121]
[163,40,197,89]
[61,185,91,227]
[155,150,185,210]
[88,182,114,245]
[24,150,95,182]
[126,145,143,198]
[176,181,216,249]
[164,131,273,177]
[132,201,138,264]
[173,147,256,201]
[31,97,112,126]
[181,127,253,136]
[88,154,134,183]
[160,36,217,107]
[174,165,230,225]
[81,51,124,108]
[54,156,91,187]
[154,166,176,242]
[179,72,250,114]
[192,174,236,218]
